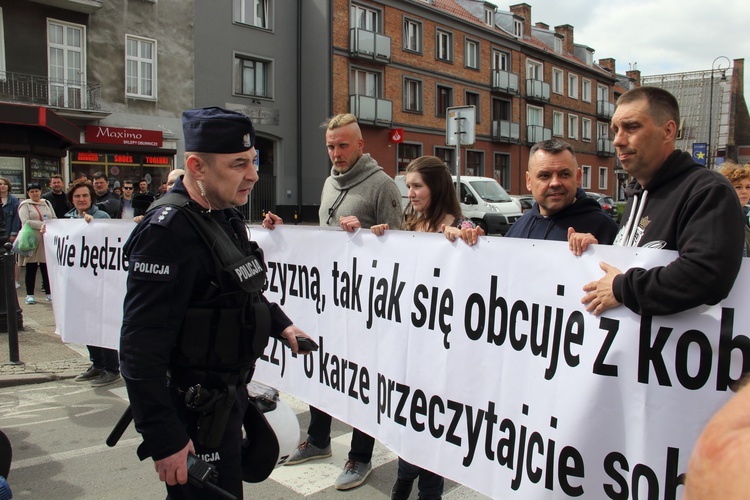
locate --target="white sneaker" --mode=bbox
[25,295,35,304]
[14,282,20,289]
[46,295,52,302]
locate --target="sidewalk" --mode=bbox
[0,273,89,387]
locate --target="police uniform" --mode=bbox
[120,108,291,499]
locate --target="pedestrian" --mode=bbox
[0,177,21,288]
[92,172,121,219]
[371,156,481,499]
[18,183,55,304]
[505,138,619,255]
[582,86,745,316]
[120,106,314,499]
[717,161,750,256]
[262,112,402,491]
[41,174,72,219]
[65,180,121,387]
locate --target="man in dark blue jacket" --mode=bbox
[506,139,618,252]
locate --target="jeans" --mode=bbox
[87,346,120,374]
[307,405,374,463]
[397,457,444,499]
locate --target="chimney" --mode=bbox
[509,3,531,39]
[626,69,641,87]
[599,58,616,75]
[535,22,549,30]
[554,24,574,54]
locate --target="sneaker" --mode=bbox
[74,365,104,382]
[90,372,121,387]
[334,460,372,491]
[285,440,332,465]
[391,478,414,500]
[25,295,35,304]
[14,282,20,289]
[46,294,52,302]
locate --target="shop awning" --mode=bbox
[0,103,80,149]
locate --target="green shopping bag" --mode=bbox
[17,223,37,253]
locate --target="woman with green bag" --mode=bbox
[18,182,56,304]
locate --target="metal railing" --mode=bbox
[491,70,520,95]
[525,79,550,102]
[349,94,392,125]
[597,138,615,156]
[0,71,102,111]
[349,28,391,63]
[597,100,614,120]
[526,125,551,144]
[491,120,520,143]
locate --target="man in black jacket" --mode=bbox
[505,139,618,251]
[41,174,71,218]
[92,172,121,218]
[582,86,744,316]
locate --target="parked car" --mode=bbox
[510,194,534,213]
[394,175,522,235]
[585,192,618,220]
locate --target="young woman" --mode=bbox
[719,162,750,257]
[371,156,482,500]
[18,182,56,304]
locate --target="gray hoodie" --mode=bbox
[318,153,402,229]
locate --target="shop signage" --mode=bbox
[85,125,163,147]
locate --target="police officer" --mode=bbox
[120,107,313,499]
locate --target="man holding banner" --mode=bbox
[582,86,744,316]
[262,113,402,491]
[119,107,314,499]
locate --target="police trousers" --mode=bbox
[166,383,248,500]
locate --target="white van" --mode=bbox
[394,175,522,235]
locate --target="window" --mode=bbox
[397,143,421,173]
[514,19,523,37]
[568,73,578,99]
[403,18,422,52]
[404,77,422,112]
[492,98,511,121]
[351,4,378,31]
[492,50,510,71]
[126,35,156,99]
[552,111,564,137]
[435,147,455,172]
[597,84,609,102]
[49,20,86,107]
[553,37,562,54]
[598,167,608,191]
[597,122,609,140]
[552,68,563,94]
[484,8,494,26]
[465,39,479,69]
[465,91,480,122]
[526,59,542,80]
[527,105,543,126]
[494,153,510,188]
[350,68,379,97]
[568,114,578,139]
[582,117,592,141]
[436,29,453,62]
[436,85,453,117]
[582,78,592,102]
[234,55,269,98]
[581,166,591,189]
[234,0,269,29]
[466,150,484,176]
[0,8,5,78]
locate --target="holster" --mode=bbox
[196,382,236,449]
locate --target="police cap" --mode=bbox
[182,107,255,154]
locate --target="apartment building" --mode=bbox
[0,0,192,193]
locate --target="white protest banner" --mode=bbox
[44,218,135,349]
[44,221,747,499]
[251,225,747,500]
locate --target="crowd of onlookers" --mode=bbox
[0,171,181,388]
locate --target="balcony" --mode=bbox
[349,28,391,63]
[0,71,102,113]
[491,70,520,95]
[525,79,550,103]
[349,94,392,126]
[491,120,520,143]
[597,138,615,157]
[526,125,551,144]
[29,0,103,14]
[597,100,615,120]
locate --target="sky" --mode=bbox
[488,0,750,97]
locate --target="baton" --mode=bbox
[107,405,134,447]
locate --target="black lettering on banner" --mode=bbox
[717,307,750,391]
[367,261,406,329]
[603,447,685,500]
[593,317,620,377]
[332,258,362,312]
[638,316,672,386]
[446,400,463,446]
[410,268,453,349]
[394,382,409,426]
[266,261,325,313]
[75,236,129,276]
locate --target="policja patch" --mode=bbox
[129,257,178,281]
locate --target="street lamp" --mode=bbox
[707,56,730,169]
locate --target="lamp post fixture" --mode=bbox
[707,56,730,169]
